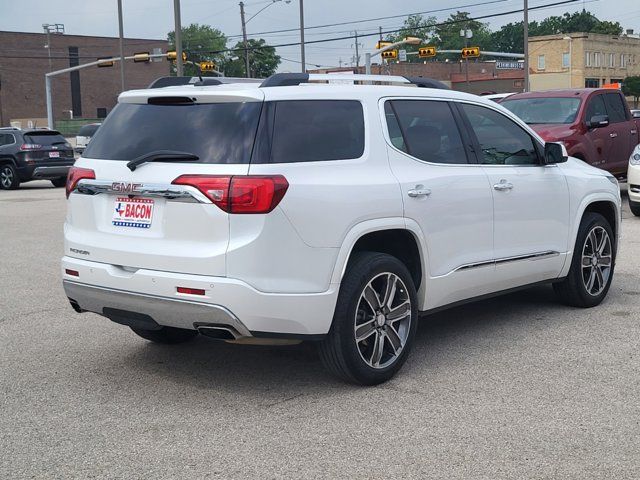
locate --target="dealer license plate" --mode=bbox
[112,197,154,228]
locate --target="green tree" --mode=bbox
[622,76,640,108]
[389,14,437,61]
[537,10,622,35]
[222,39,280,78]
[168,23,227,76]
[434,11,494,59]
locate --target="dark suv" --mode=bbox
[0,128,75,190]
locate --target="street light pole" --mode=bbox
[239,2,250,78]
[523,0,529,91]
[117,0,125,91]
[173,0,184,76]
[299,0,306,73]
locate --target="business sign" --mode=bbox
[496,61,524,70]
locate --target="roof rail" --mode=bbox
[0,126,21,131]
[259,73,449,89]
[148,76,263,89]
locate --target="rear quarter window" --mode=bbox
[267,100,365,163]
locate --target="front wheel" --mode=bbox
[130,326,198,344]
[554,212,615,308]
[319,252,418,385]
[51,177,67,188]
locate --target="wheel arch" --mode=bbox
[331,218,428,301]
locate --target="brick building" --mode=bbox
[309,61,525,94]
[0,31,168,128]
[528,32,640,90]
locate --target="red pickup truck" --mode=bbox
[501,89,640,178]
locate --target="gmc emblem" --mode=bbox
[112,182,142,193]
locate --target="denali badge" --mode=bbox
[112,182,142,193]
[70,248,90,256]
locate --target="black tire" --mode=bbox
[319,252,418,385]
[0,164,20,190]
[130,326,198,344]
[51,177,67,188]
[629,199,640,217]
[554,212,615,308]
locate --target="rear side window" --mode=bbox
[385,99,468,164]
[84,102,262,163]
[268,100,364,163]
[24,133,67,146]
[604,93,628,123]
[586,94,607,120]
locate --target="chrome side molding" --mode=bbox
[74,179,210,204]
[455,251,560,273]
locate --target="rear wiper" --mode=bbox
[126,150,200,171]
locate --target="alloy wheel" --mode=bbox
[354,272,412,369]
[581,225,612,296]
[0,166,14,189]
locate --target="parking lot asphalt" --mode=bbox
[1,181,639,479]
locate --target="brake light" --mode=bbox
[66,166,96,198]
[65,269,80,277]
[20,143,42,150]
[172,175,288,214]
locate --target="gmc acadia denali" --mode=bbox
[62,74,621,385]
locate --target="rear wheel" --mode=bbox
[554,212,615,307]
[51,177,67,188]
[130,326,198,344]
[0,164,19,190]
[319,252,418,385]
[629,199,640,217]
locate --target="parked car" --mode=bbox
[501,89,640,178]
[627,143,640,216]
[0,127,75,189]
[74,123,101,155]
[62,74,621,385]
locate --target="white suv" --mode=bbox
[62,73,621,385]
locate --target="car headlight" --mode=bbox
[630,145,640,165]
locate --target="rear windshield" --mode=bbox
[78,124,100,137]
[501,97,581,125]
[84,102,262,163]
[24,133,68,146]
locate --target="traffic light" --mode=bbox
[461,47,480,58]
[381,50,398,60]
[97,57,114,68]
[375,41,392,50]
[418,46,436,58]
[133,52,150,63]
[167,50,187,62]
[199,61,216,72]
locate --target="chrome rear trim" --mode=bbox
[74,179,210,203]
[63,280,251,336]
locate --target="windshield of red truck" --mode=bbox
[501,97,581,125]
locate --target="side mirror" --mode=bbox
[544,142,568,164]
[632,111,640,119]
[587,114,609,128]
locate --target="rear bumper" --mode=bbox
[33,165,71,179]
[61,256,338,337]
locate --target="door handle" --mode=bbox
[407,186,431,198]
[609,132,618,138]
[631,129,637,135]
[493,180,513,191]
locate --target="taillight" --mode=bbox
[172,175,288,214]
[66,166,96,198]
[20,143,42,150]
[177,287,205,296]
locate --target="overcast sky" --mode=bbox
[1,0,639,71]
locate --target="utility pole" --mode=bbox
[42,24,64,72]
[117,0,125,91]
[299,0,306,73]
[173,0,183,76]
[239,2,250,78]
[45,28,52,72]
[353,31,361,68]
[523,0,529,91]
[379,26,383,41]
